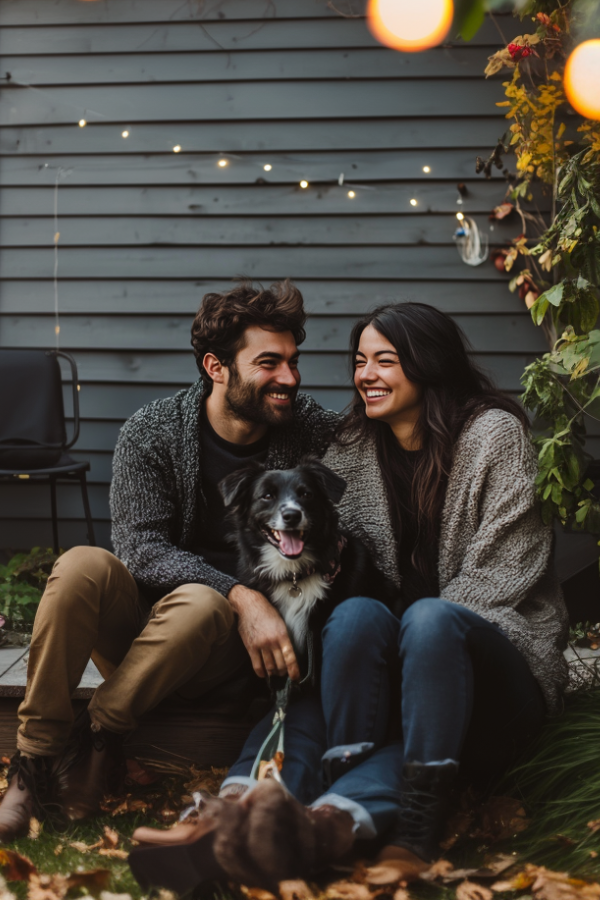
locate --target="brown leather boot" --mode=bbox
[57,712,125,821]
[0,753,58,841]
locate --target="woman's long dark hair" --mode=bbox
[339,302,529,579]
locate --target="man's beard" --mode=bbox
[225,368,297,426]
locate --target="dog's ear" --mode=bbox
[300,458,347,504]
[219,463,265,508]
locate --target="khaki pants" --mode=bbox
[17,546,247,757]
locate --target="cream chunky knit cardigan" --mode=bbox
[323,408,569,713]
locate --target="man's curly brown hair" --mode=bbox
[191,279,307,390]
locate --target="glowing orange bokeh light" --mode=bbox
[367,0,454,53]
[564,40,600,121]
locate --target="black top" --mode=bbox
[197,405,269,579]
[394,448,436,610]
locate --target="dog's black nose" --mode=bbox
[281,506,302,527]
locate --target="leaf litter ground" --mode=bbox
[1,689,600,900]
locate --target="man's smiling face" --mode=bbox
[224,325,301,425]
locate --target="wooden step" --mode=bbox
[0,647,265,765]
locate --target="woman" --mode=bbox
[130,302,569,891]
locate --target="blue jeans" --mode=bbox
[224,597,546,839]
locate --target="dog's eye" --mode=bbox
[262,492,274,500]
[298,489,312,499]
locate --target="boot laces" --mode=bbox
[7,753,67,828]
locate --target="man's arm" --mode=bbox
[110,429,238,597]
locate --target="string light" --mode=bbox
[423,166,431,173]
[121,130,129,138]
[300,180,309,189]
[367,0,453,53]
[410,198,418,206]
[347,190,356,198]
[218,159,229,167]
[456,211,464,220]
[173,145,181,153]
[78,119,87,127]
[564,39,600,120]
[263,164,273,171]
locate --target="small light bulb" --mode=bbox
[456,212,464,221]
[173,145,182,153]
[218,158,228,167]
[347,190,356,198]
[122,130,129,138]
[423,165,431,173]
[78,119,87,128]
[300,180,309,189]
[410,198,418,206]
[263,164,272,172]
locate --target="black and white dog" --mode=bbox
[219,459,395,674]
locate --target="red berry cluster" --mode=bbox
[508,43,534,60]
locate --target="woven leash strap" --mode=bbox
[249,633,314,782]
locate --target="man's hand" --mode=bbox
[227,584,299,681]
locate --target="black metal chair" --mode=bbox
[0,349,96,553]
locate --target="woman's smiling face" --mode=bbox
[354,324,423,435]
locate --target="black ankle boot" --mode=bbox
[386,761,459,863]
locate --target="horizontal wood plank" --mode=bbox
[1,0,367,25]
[0,18,505,57]
[0,519,111,552]
[1,47,495,85]
[0,279,526,315]
[1,313,548,353]
[1,80,506,127]
[0,214,515,248]
[0,118,509,155]
[0,245,542,280]
[0,150,507,187]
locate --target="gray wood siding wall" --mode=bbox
[0,0,557,550]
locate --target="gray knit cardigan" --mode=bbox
[322,409,569,713]
[110,380,340,599]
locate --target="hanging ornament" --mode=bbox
[367,0,454,53]
[453,215,488,267]
[564,40,600,121]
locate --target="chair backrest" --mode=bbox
[0,349,67,469]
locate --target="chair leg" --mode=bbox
[50,477,60,555]
[78,472,96,547]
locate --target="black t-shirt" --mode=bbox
[197,406,269,579]
[393,448,436,610]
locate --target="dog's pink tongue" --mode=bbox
[279,531,304,557]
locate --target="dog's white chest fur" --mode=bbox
[255,544,329,651]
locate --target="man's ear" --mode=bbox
[203,352,227,385]
[301,458,347,504]
[219,463,265,508]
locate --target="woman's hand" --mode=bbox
[228,584,300,680]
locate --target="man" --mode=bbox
[0,279,339,841]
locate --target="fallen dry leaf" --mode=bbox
[588,821,600,834]
[279,880,316,900]
[27,872,67,900]
[68,842,93,854]
[53,847,63,858]
[427,856,516,885]
[456,880,493,900]
[102,826,120,848]
[65,868,111,895]
[239,887,278,900]
[394,890,410,900]
[184,765,229,795]
[97,850,129,860]
[99,893,134,900]
[530,866,600,900]
[325,881,373,900]
[27,818,41,840]
[0,849,37,882]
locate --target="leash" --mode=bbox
[250,632,314,783]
